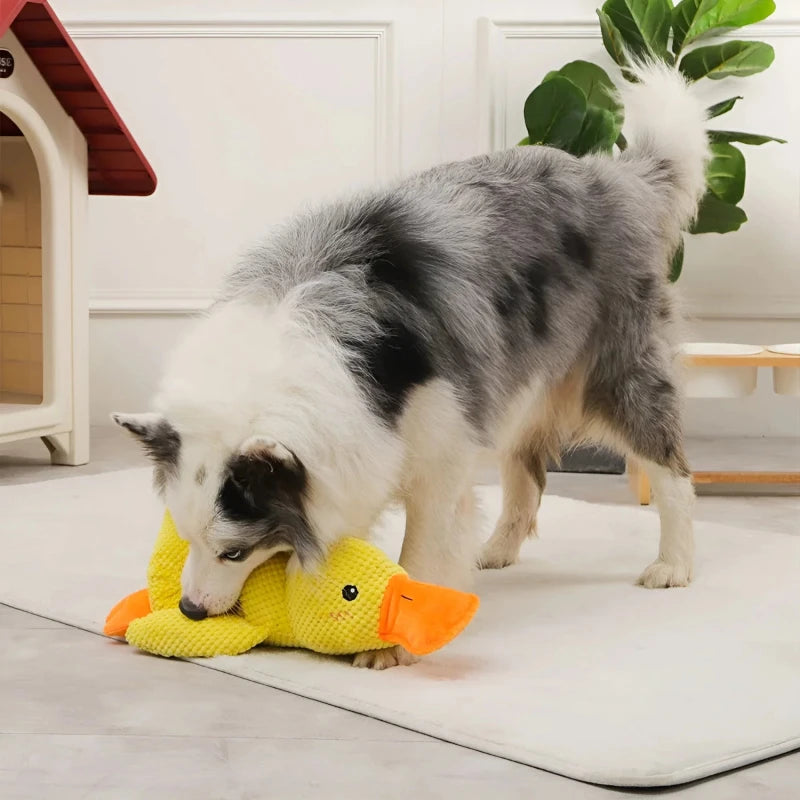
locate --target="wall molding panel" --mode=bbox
[67,20,396,184]
[87,291,800,320]
[88,291,214,316]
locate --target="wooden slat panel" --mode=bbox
[55,91,108,111]
[684,352,800,367]
[91,150,150,171]
[90,180,156,196]
[692,471,800,485]
[10,20,63,46]
[25,45,78,66]
[84,133,130,151]
[35,63,93,90]
[70,108,120,131]
[15,3,51,21]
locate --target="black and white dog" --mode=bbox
[115,63,707,669]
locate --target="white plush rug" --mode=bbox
[1,467,798,787]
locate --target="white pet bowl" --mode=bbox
[682,343,763,398]
[768,343,800,396]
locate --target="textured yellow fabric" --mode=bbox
[124,511,402,657]
[146,512,188,611]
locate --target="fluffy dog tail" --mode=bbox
[619,60,709,230]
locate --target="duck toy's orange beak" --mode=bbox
[378,574,480,656]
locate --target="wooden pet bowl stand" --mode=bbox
[628,349,800,505]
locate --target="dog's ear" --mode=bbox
[239,436,297,467]
[234,436,306,499]
[111,412,181,468]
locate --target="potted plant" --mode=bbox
[524,0,786,473]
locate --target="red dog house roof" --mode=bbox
[0,0,156,195]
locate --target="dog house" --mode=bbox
[0,0,155,464]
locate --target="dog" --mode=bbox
[114,62,708,669]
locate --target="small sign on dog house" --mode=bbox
[0,48,14,78]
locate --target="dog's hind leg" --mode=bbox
[586,349,695,588]
[479,448,546,569]
[635,457,694,588]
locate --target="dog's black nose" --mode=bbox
[179,596,208,621]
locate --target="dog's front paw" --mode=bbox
[637,559,692,589]
[352,645,418,670]
[478,518,536,570]
[477,539,518,570]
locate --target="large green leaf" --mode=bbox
[706,142,746,204]
[596,9,629,67]
[571,107,619,156]
[672,0,775,55]
[668,239,685,283]
[706,96,743,119]
[708,129,787,145]
[601,0,672,59]
[690,192,747,233]
[524,76,587,149]
[680,40,775,81]
[550,61,623,122]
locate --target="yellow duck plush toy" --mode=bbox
[105,511,479,659]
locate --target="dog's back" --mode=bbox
[222,64,706,451]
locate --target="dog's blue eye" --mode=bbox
[221,549,245,562]
[342,585,358,601]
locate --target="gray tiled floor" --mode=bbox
[1,429,798,799]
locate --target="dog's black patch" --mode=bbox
[494,275,517,318]
[468,179,506,199]
[522,258,550,338]
[354,204,445,310]
[535,160,553,183]
[561,226,592,271]
[519,447,547,491]
[217,449,320,565]
[348,316,435,421]
[654,377,676,397]
[589,176,608,197]
[634,275,656,304]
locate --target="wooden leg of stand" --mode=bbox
[627,459,651,505]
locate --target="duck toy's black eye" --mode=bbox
[341,584,359,601]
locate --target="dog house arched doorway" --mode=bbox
[0,88,76,462]
[1,112,43,406]
[0,0,155,465]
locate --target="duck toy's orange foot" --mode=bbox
[105,512,479,660]
[104,589,150,638]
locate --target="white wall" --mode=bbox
[52,0,799,437]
